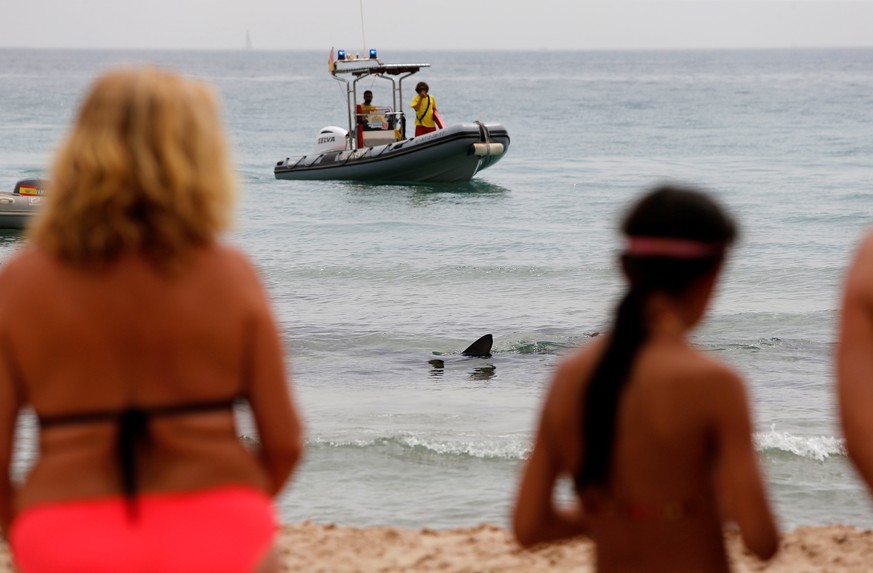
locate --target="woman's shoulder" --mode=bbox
[201,243,260,277]
[0,246,59,285]
[845,229,873,295]
[199,243,272,303]
[857,227,873,252]
[208,242,249,261]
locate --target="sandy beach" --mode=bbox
[2,523,873,572]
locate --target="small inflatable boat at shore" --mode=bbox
[0,179,46,230]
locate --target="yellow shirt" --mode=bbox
[410,94,436,127]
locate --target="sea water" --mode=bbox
[1,48,872,531]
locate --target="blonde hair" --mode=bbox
[29,67,236,270]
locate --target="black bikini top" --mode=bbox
[38,397,240,515]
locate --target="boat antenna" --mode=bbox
[359,0,366,55]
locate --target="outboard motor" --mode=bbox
[313,126,348,154]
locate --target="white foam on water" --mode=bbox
[755,425,844,461]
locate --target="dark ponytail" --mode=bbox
[575,185,737,491]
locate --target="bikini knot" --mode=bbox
[118,407,150,518]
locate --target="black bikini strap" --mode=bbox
[38,397,241,428]
[38,397,241,519]
[118,407,149,518]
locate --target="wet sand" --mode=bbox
[4,523,873,572]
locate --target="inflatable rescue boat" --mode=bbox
[274,50,509,183]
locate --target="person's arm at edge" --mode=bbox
[512,364,587,547]
[837,231,873,491]
[243,266,304,496]
[713,368,779,560]
[0,327,23,537]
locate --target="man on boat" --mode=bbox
[356,90,377,128]
[410,82,438,137]
[356,90,379,147]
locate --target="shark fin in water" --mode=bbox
[461,334,493,358]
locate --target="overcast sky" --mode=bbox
[2,0,872,51]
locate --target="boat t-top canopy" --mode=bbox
[333,62,430,77]
[329,49,430,146]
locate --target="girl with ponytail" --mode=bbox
[513,185,778,571]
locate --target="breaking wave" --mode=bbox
[755,426,845,461]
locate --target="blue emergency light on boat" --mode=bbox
[369,49,377,59]
[337,49,346,60]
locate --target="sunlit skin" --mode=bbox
[513,266,779,572]
[0,69,304,573]
[838,230,873,494]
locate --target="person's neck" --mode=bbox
[646,293,692,342]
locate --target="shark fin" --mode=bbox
[461,334,493,358]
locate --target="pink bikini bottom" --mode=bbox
[10,486,277,573]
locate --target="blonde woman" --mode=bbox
[0,68,303,573]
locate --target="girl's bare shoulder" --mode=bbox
[686,349,741,384]
[546,337,607,406]
[664,346,746,405]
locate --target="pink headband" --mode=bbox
[625,236,725,259]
